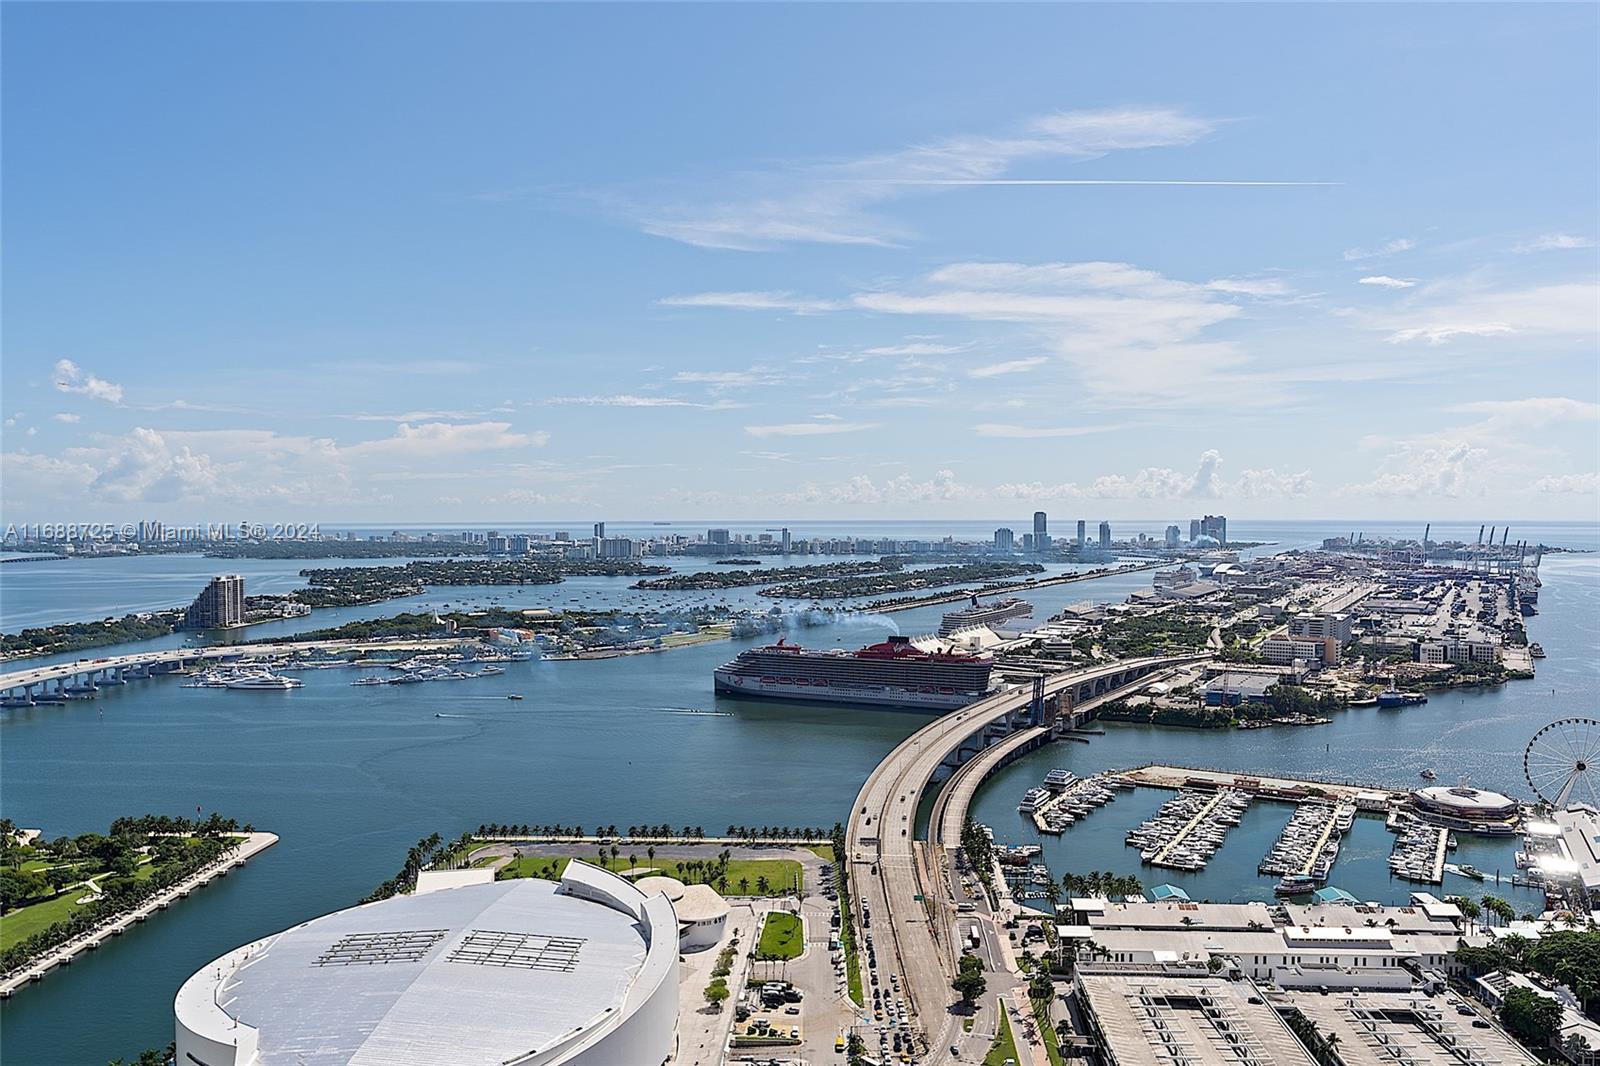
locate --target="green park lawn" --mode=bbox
[1,890,89,953]
[756,911,804,960]
[489,849,803,897]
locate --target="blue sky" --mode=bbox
[3,3,1597,523]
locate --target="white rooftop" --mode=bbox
[215,877,653,1065]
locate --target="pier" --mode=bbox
[1151,790,1236,868]
[0,832,278,998]
[1113,763,1403,807]
[1296,812,1341,877]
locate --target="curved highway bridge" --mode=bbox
[845,654,1208,1065]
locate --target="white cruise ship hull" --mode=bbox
[713,668,980,711]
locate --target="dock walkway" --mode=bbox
[1152,791,1233,868]
[0,832,277,997]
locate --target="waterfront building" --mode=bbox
[486,531,507,553]
[707,528,730,545]
[1021,533,1036,553]
[1261,635,1336,666]
[174,862,678,1066]
[1418,637,1497,665]
[592,522,606,539]
[1032,511,1049,550]
[1076,519,1086,547]
[1288,612,1353,642]
[993,527,1014,551]
[598,537,639,559]
[182,574,245,629]
[1204,672,1275,706]
[1098,521,1112,550]
[1201,514,1228,545]
[1410,782,1519,829]
[1190,518,1202,541]
[780,527,791,553]
[1164,524,1180,548]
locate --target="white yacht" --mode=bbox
[225,672,303,690]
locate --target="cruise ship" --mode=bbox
[938,596,1033,637]
[712,636,995,710]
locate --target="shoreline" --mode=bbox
[870,560,1164,614]
[0,832,278,998]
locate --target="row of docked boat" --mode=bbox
[1036,775,1121,835]
[1258,801,1356,893]
[351,664,506,686]
[181,667,302,690]
[1124,788,1251,871]
[1388,815,1452,884]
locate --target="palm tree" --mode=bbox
[647,845,656,865]
[756,875,770,895]
[738,877,749,895]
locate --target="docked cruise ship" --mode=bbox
[713,636,995,710]
[938,596,1033,637]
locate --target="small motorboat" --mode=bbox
[1419,769,1438,780]
[507,694,524,701]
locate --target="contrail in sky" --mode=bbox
[859,178,1341,186]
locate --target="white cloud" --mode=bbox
[1448,396,1600,424]
[862,343,964,357]
[852,260,1253,403]
[1532,472,1598,494]
[350,409,488,422]
[342,422,545,458]
[53,359,124,404]
[1382,282,1597,345]
[744,421,878,438]
[1342,440,1488,498]
[1206,277,1292,297]
[634,107,1220,250]
[974,423,1119,439]
[659,291,841,314]
[52,413,81,423]
[545,395,707,408]
[968,357,1047,378]
[991,450,1309,501]
[1358,275,1416,289]
[1514,233,1595,253]
[673,368,783,391]
[782,468,979,506]
[1343,237,1416,261]
[1233,466,1315,499]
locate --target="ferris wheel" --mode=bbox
[1524,718,1600,809]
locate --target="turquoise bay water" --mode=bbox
[0,521,1595,1062]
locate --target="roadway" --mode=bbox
[845,655,1205,1066]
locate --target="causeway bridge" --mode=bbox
[0,638,470,706]
[846,653,1209,1065]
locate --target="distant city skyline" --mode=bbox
[2,3,1596,522]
